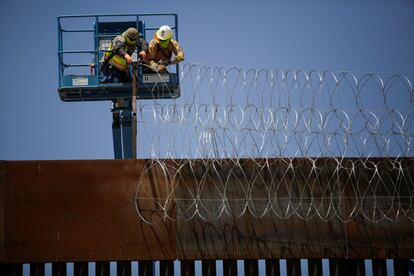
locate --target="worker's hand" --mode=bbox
[139,51,146,59]
[158,60,169,66]
[124,54,132,64]
[173,54,184,63]
[157,64,167,73]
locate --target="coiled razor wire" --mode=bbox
[134,63,414,224]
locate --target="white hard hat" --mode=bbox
[156,25,173,40]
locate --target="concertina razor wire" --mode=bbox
[134,63,414,224]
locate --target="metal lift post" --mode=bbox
[111,62,138,160]
[131,62,137,159]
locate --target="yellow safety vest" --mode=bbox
[104,37,135,71]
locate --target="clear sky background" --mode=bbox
[1,0,414,160]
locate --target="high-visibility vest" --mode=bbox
[104,37,135,71]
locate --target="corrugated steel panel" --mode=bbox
[0,159,413,263]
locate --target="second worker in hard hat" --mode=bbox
[101,27,148,83]
[143,25,185,73]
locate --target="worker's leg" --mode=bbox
[99,62,112,83]
[119,69,131,83]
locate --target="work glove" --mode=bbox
[138,51,146,59]
[157,64,168,73]
[158,60,169,66]
[173,54,184,63]
[124,54,132,64]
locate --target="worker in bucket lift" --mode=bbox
[100,27,148,83]
[143,25,184,73]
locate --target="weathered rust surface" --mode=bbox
[2,160,176,263]
[0,161,5,261]
[176,214,414,259]
[174,158,414,259]
[0,158,413,263]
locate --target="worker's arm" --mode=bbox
[145,40,158,61]
[112,36,132,64]
[111,36,127,56]
[171,40,184,62]
[138,37,148,59]
[139,37,148,52]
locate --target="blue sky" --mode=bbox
[1,0,413,160]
